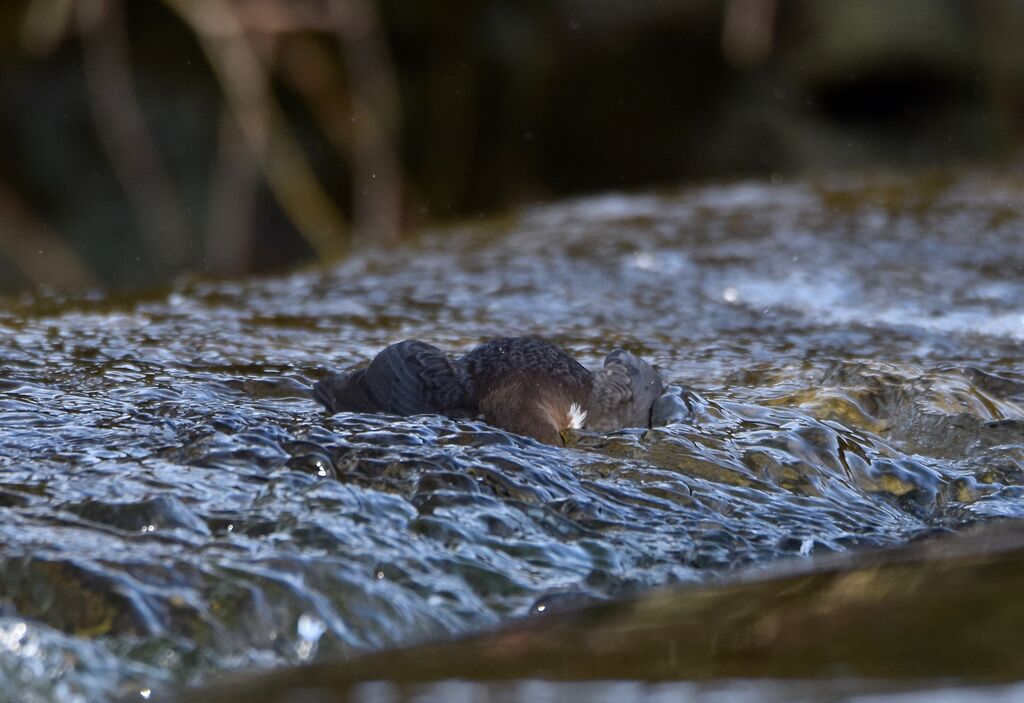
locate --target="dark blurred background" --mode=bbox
[1,0,1023,293]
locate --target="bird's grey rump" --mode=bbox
[586,349,664,431]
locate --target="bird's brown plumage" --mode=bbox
[313,337,662,444]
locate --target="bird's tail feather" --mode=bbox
[312,368,375,413]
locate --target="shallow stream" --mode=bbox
[0,172,1022,701]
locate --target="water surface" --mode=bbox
[0,171,1022,701]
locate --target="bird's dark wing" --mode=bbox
[313,340,474,417]
[460,337,593,394]
[586,349,663,430]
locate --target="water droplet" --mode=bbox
[297,613,327,641]
[633,252,656,270]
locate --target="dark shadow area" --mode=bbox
[1,0,1023,291]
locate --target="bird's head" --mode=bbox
[479,376,589,445]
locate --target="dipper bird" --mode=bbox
[313,337,663,445]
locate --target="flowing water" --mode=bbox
[0,172,1022,701]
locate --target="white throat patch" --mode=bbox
[567,402,588,430]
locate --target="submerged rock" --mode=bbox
[175,522,1024,702]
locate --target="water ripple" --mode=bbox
[0,173,1022,699]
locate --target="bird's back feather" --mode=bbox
[313,340,473,417]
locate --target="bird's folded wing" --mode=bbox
[314,340,473,417]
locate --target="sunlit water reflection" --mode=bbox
[0,172,1022,700]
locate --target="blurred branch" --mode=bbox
[331,0,403,245]
[0,177,97,289]
[974,0,1024,149]
[163,0,349,262]
[76,0,191,274]
[722,0,777,69]
[276,38,354,156]
[221,0,326,34]
[235,0,405,245]
[20,0,74,55]
[205,108,261,276]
